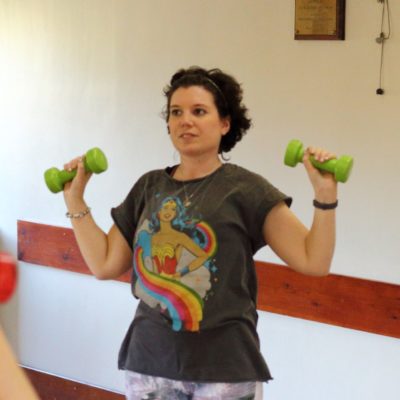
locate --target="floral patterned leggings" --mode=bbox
[125,371,263,400]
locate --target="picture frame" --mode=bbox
[295,0,346,40]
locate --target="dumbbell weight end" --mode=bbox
[44,168,77,193]
[0,252,17,303]
[284,139,304,167]
[334,155,353,183]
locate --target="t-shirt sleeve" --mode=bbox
[111,176,146,248]
[244,174,292,253]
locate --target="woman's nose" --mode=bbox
[179,111,193,126]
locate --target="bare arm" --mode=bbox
[70,216,132,280]
[263,146,337,277]
[63,157,132,280]
[0,327,40,400]
[263,202,335,276]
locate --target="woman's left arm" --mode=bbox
[263,146,338,277]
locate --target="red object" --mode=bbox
[0,252,17,303]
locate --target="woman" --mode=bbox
[63,67,337,399]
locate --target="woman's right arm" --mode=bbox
[63,157,132,280]
[0,326,40,400]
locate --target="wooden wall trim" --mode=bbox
[24,367,124,400]
[256,262,400,338]
[17,220,400,339]
[17,220,131,283]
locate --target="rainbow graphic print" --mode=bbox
[133,219,217,332]
[195,221,218,258]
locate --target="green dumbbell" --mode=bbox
[44,147,108,193]
[284,139,353,183]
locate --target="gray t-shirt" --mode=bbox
[112,163,291,382]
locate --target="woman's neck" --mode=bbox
[159,221,174,232]
[173,156,222,181]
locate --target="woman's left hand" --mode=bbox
[303,146,338,203]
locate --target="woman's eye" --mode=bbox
[193,108,206,116]
[170,109,181,117]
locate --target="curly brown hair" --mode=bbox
[163,67,252,153]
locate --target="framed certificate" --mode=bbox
[295,0,346,40]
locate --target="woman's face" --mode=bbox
[158,200,177,222]
[167,85,230,159]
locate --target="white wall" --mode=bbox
[1,1,399,398]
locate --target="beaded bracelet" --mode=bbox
[66,207,91,219]
[313,199,338,210]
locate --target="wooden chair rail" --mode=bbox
[24,367,124,400]
[17,220,400,339]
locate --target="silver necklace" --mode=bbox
[182,180,208,207]
[177,168,220,207]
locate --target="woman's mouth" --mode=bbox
[180,133,197,139]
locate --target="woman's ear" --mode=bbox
[221,117,231,136]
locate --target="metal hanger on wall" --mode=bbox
[375,0,391,95]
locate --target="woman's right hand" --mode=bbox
[63,156,92,210]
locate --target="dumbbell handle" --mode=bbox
[53,157,93,186]
[299,153,353,183]
[307,156,338,174]
[284,139,353,183]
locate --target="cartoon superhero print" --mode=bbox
[133,195,217,332]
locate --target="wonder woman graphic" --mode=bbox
[133,196,217,332]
